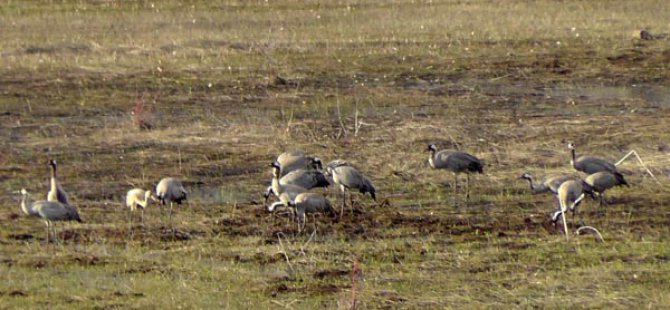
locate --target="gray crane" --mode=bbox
[47,159,70,206]
[568,143,627,183]
[581,171,628,206]
[519,172,578,195]
[268,162,309,201]
[325,160,376,216]
[267,190,302,213]
[276,150,322,177]
[156,177,187,225]
[18,188,82,244]
[427,144,483,198]
[277,168,330,190]
[551,180,585,224]
[287,192,335,233]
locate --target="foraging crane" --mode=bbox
[47,159,70,206]
[427,144,483,198]
[156,177,187,224]
[287,192,335,233]
[276,150,322,176]
[18,189,82,244]
[568,143,627,183]
[278,168,330,190]
[325,160,376,216]
[581,171,628,206]
[551,180,585,225]
[267,191,301,213]
[268,162,308,202]
[126,188,157,225]
[519,172,578,195]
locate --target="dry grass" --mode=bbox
[1,0,670,308]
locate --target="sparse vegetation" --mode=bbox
[1,0,669,308]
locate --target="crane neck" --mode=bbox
[570,148,577,167]
[271,175,280,196]
[523,176,536,190]
[20,193,35,216]
[49,162,59,190]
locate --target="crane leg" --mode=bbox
[168,202,173,227]
[127,208,134,230]
[52,222,59,244]
[340,190,346,218]
[169,202,175,240]
[453,174,458,194]
[299,214,306,234]
[44,221,50,245]
[466,174,471,200]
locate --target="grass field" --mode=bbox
[1,0,670,308]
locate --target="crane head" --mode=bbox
[567,142,575,150]
[427,144,437,152]
[519,172,532,180]
[263,186,275,203]
[312,157,323,170]
[145,191,158,202]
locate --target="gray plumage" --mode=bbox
[156,177,187,226]
[551,180,585,223]
[287,192,335,232]
[156,177,187,205]
[568,143,627,184]
[276,150,322,177]
[427,144,483,198]
[47,159,70,206]
[325,160,376,215]
[326,159,349,170]
[581,171,628,206]
[267,191,303,213]
[19,189,82,244]
[520,172,578,195]
[269,162,308,201]
[279,169,330,190]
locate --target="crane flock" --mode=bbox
[13,141,633,243]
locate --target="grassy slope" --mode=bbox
[1,0,669,308]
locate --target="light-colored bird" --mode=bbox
[47,159,70,206]
[325,160,376,216]
[568,143,627,183]
[156,177,187,224]
[276,150,322,176]
[581,171,629,206]
[126,188,157,225]
[267,191,302,213]
[278,168,330,190]
[551,180,585,224]
[18,188,82,244]
[268,162,308,202]
[519,172,578,195]
[287,192,335,233]
[427,144,483,198]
